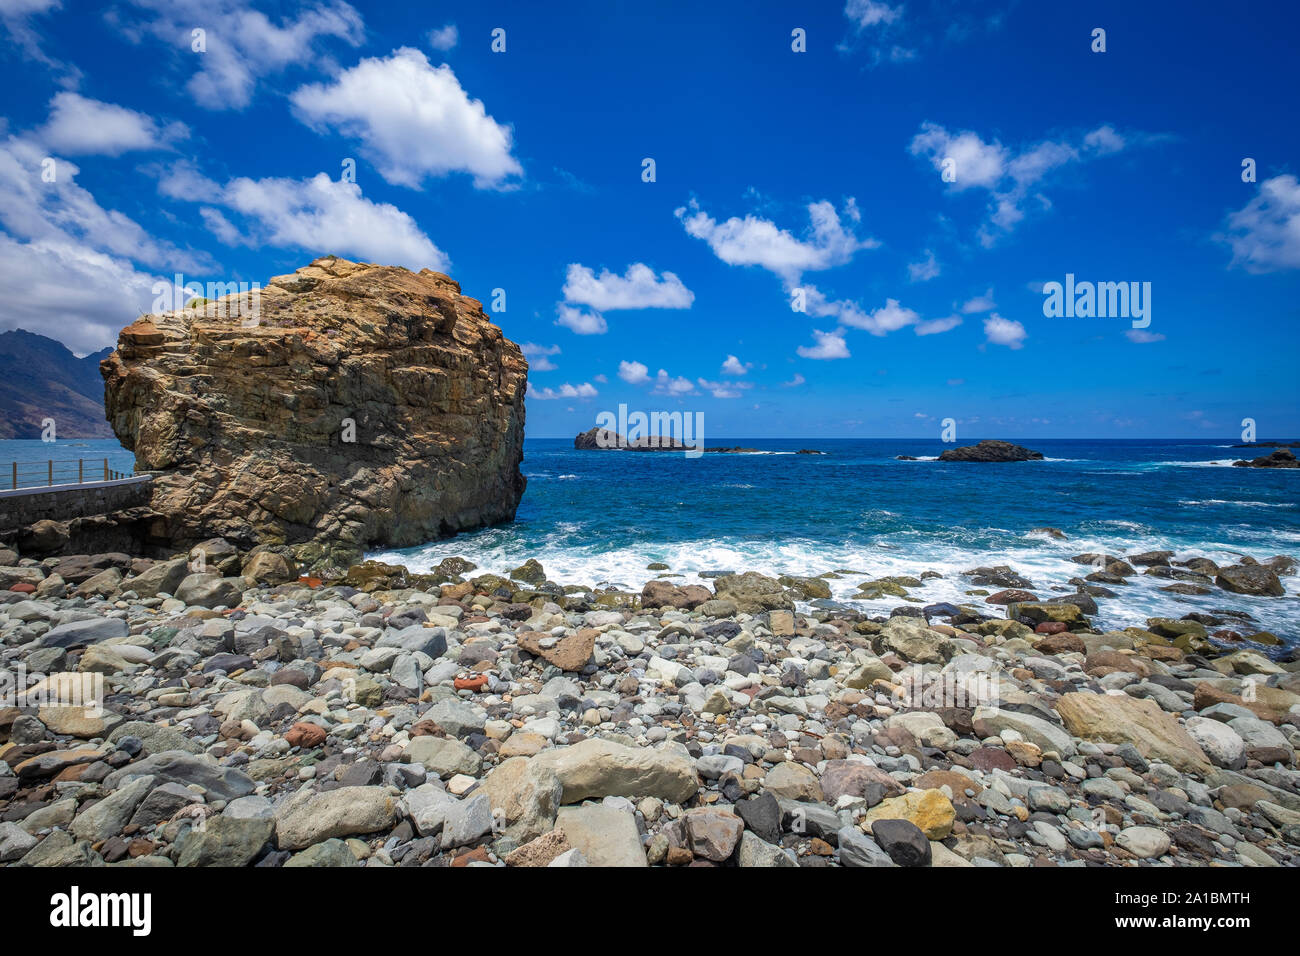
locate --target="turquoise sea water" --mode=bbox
[376,438,1300,643]
[3,436,1296,643]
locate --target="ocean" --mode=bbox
[3,436,1296,643]
[375,438,1300,644]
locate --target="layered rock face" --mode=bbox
[102,256,527,571]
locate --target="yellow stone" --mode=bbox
[864,789,955,840]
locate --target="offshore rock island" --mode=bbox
[573,428,820,455]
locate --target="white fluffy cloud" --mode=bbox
[845,0,902,30]
[555,304,607,335]
[721,354,751,376]
[291,47,521,189]
[527,381,598,400]
[697,377,751,399]
[910,122,1010,191]
[653,369,696,395]
[520,342,560,371]
[1221,174,1300,273]
[428,24,458,51]
[618,360,650,384]
[1,138,206,270]
[0,136,214,353]
[562,262,694,311]
[158,163,448,271]
[914,315,962,336]
[555,262,691,336]
[797,329,850,360]
[907,249,939,281]
[111,0,364,110]
[845,297,919,336]
[983,313,1026,349]
[961,288,996,313]
[0,234,164,354]
[37,92,188,156]
[1126,329,1166,344]
[910,122,1129,245]
[799,289,961,342]
[223,175,447,270]
[677,198,876,284]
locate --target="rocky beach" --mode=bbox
[2,540,1298,869]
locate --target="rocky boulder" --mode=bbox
[1216,564,1285,597]
[1055,692,1211,774]
[1232,449,1298,468]
[102,256,527,572]
[939,440,1044,462]
[711,572,795,613]
[641,580,711,610]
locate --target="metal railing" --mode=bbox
[3,458,133,491]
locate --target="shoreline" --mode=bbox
[1,541,1298,868]
[370,539,1300,654]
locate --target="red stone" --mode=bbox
[454,674,489,691]
[451,846,491,867]
[285,722,327,748]
[969,746,1018,772]
[10,582,35,594]
[1035,621,1068,635]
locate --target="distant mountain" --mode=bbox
[0,329,114,439]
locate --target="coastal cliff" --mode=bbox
[101,256,527,572]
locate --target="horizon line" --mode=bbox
[525,435,1292,443]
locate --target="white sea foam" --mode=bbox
[371,527,1300,635]
[1180,499,1294,508]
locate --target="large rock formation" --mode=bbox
[102,256,527,571]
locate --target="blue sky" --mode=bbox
[2,0,1297,439]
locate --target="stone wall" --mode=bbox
[0,477,151,532]
[0,476,162,556]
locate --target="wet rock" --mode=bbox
[1216,564,1285,597]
